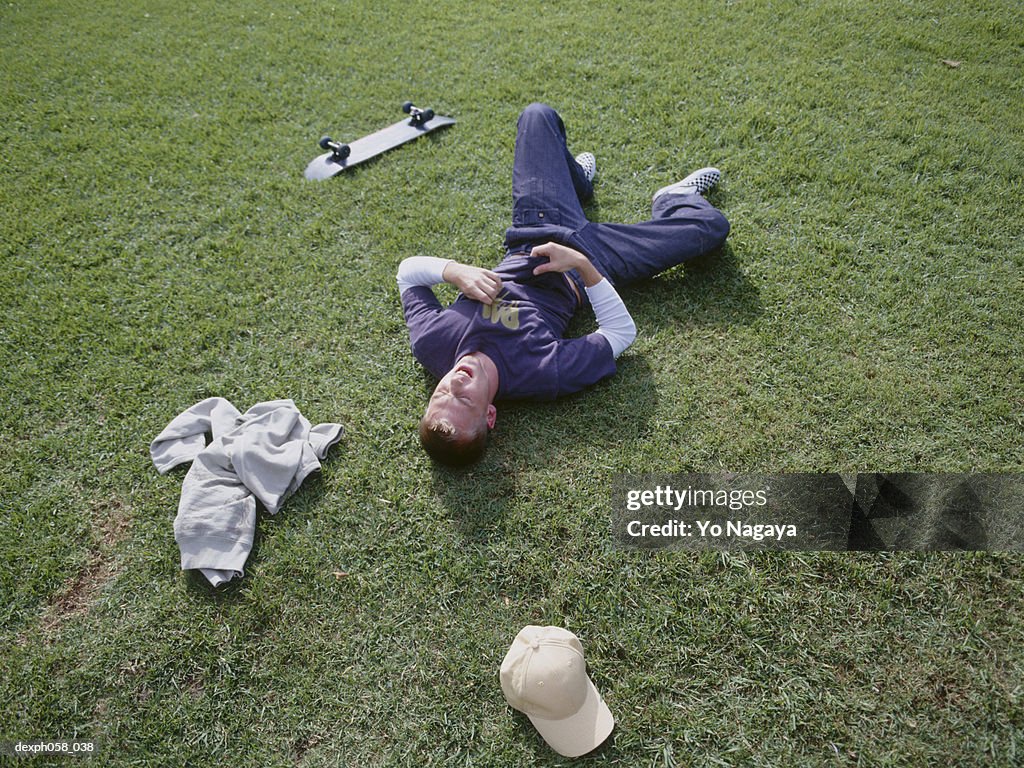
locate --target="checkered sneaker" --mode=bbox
[575,152,597,183]
[653,167,721,201]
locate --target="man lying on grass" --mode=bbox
[397,103,730,466]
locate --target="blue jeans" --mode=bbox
[503,103,730,295]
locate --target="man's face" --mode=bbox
[424,355,497,432]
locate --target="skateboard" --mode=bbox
[304,101,456,180]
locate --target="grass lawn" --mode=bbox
[2,0,1022,765]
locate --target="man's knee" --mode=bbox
[518,102,563,132]
[709,208,731,249]
[654,197,731,252]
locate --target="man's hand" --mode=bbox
[531,242,604,287]
[442,262,503,305]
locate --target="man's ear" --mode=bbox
[486,404,497,430]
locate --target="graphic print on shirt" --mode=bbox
[481,291,520,330]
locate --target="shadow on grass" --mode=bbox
[621,243,763,332]
[497,354,658,459]
[426,356,657,541]
[429,460,519,542]
[507,708,620,762]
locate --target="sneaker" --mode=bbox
[653,167,721,201]
[575,152,597,183]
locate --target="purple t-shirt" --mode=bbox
[401,254,616,401]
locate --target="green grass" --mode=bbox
[2,0,1022,765]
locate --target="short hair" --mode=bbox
[418,415,488,467]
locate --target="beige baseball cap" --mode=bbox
[500,625,614,757]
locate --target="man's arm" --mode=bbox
[396,256,452,294]
[397,256,503,305]
[531,242,636,358]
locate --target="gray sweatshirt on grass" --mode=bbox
[151,397,344,586]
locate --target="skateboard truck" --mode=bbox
[319,136,351,161]
[402,101,435,126]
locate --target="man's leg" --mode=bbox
[510,103,593,230]
[505,105,728,287]
[572,182,730,288]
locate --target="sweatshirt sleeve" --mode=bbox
[150,397,242,473]
[396,256,453,295]
[585,278,637,358]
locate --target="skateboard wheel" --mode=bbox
[421,108,434,123]
[319,135,334,150]
[402,101,414,114]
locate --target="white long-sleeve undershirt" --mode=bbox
[396,255,452,294]
[585,278,636,358]
[395,255,636,358]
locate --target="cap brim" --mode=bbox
[526,677,614,758]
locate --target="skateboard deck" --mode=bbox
[305,102,455,180]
